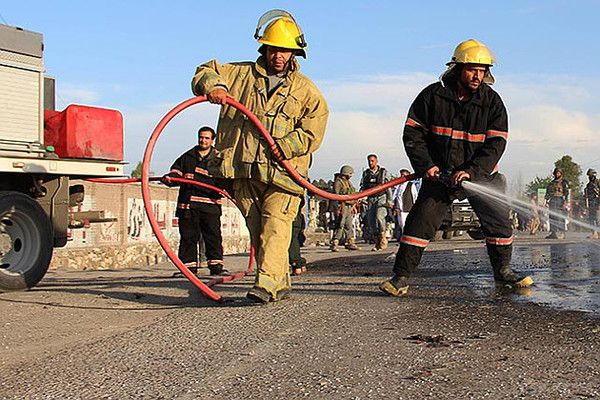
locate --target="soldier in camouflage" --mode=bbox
[329,165,359,252]
[545,167,570,239]
[584,168,600,239]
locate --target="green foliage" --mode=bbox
[554,155,582,199]
[130,161,143,178]
[525,176,552,196]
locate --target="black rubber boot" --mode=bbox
[379,275,410,297]
[494,265,534,288]
[208,264,229,276]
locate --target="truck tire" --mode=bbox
[0,191,53,291]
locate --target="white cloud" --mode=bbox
[55,84,101,108]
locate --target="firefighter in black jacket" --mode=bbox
[381,39,533,297]
[163,126,226,276]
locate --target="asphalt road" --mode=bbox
[1,232,599,399]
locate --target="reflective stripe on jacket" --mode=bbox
[403,80,508,181]
[168,146,222,215]
[191,57,329,195]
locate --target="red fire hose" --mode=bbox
[95,96,417,301]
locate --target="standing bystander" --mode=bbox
[360,154,393,251]
[391,169,418,240]
[163,126,226,276]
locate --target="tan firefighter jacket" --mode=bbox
[191,57,329,195]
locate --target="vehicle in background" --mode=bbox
[434,199,483,240]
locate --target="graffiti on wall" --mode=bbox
[127,198,179,242]
[63,182,249,249]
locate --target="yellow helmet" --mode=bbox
[255,9,307,58]
[441,39,496,85]
[448,39,496,66]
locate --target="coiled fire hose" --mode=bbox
[93,96,417,301]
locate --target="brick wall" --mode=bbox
[50,180,250,270]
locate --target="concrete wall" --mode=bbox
[50,181,250,270]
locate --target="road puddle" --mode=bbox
[426,242,600,316]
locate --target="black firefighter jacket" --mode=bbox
[167,146,223,217]
[403,80,509,181]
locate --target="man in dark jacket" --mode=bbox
[163,126,226,276]
[360,154,393,251]
[380,39,533,297]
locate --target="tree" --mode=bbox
[525,175,552,197]
[554,155,582,199]
[130,161,143,178]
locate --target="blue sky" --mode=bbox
[3,1,599,190]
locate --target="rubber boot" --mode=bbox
[208,263,229,276]
[330,239,339,252]
[493,265,534,288]
[345,238,358,251]
[380,275,410,297]
[247,286,273,304]
[379,233,388,250]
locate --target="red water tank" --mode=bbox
[44,105,124,161]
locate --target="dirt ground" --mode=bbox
[1,233,599,399]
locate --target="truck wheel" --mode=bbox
[0,191,53,291]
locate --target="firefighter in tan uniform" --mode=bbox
[191,10,329,303]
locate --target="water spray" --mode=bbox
[462,180,600,235]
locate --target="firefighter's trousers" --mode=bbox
[393,174,513,277]
[178,207,223,267]
[233,179,301,297]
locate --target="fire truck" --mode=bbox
[0,24,125,291]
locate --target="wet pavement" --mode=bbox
[1,232,599,399]
[420,232,600,316]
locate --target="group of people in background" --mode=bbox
[327,155,418,253]
[524,167,600,239]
